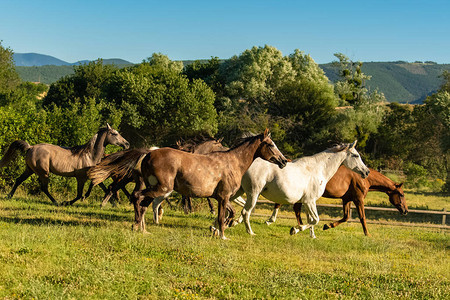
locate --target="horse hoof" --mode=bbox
[265,220,273,226]
[323,224,330,230]
[209,226,219,237]
[290,227,300,235]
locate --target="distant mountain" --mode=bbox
[13,53,449,103]
[14,53,72,66]
[13,53,133,66]
[320,61,450,103]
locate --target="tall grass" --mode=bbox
[0,194,448,299]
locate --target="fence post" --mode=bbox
[443,208,447,225]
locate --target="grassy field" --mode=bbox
[0,192,448,299]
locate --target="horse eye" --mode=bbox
[352,154,359,158]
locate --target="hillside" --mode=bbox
[13,53,449,103]
[320,61,450,103]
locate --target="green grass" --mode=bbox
[0,194,449,299]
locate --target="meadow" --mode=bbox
[0,190,448,299]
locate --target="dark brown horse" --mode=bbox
[138,129,288,239]
[266,166,408,236]
[0,124,129,205]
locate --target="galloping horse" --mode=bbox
[0,124,129,205]
[231,141,370,238]
[266,166,408,236]
[90,137,228,208]
[175,137,228,214]
[137,129,288,239]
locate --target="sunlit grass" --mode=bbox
[0,194,448,299]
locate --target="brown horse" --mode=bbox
[0,124,129,205]
[267,166,408,236]
[175,137,229,214]
[93,137,228,208]
[137,129,288,239]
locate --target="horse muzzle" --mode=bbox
[274,157,288,169]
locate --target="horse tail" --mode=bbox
[0,140,31,168]
[88,148,151,185]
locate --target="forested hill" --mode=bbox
[15,58,449,103]
[321,61,450,103]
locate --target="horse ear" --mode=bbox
[264,128,270,138]
[106,123,112,130]
[396,183,404,188]
[350,140,357,149]
[217,137,224,143]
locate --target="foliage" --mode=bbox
[0,41,21,96]
[43,60,118,108]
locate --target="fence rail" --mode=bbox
[254,200,450,230]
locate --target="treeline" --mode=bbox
[1,43,449,193]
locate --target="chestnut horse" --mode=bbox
[0,124,129,205]
[266,166,408,236]
[138,129,288,239]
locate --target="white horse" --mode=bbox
[230,141,370,238]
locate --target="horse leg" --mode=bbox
[229,187,245,223]
[181,196,190,214]
[63,177,87,205]
[7,166,33,199]
[323,199,352,231]
[291,201,319,238]
[216,197,231,240]
[241,191,259,235]
[38,176,59,206]
[152,197,166,224]
[293,202,303,226]
[83,181,95,200]
[266,203,281,225]
[225,202,237,227]
[207,198,215,214]
[353,198,370,236]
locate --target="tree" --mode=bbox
[0,41,21,96]
[332,53,386,150]
[106,54,218,146]
[43,60,117,108]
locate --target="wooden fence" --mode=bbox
[253,200,450,230]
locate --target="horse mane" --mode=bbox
[175,135,216,153]
[328,143,349,153]
[69,127,109,155]
[230,132,262,149]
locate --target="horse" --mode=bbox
[137,129,288,239]
[0,124,129,206]
[230,141,370,238]
[265,166,408,236]
[92,136,228,209]
[175,137,228,214]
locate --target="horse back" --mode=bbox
[323,165,368,198]
[26,144,94,176]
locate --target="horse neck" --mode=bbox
[309,150,348,182]
[367,170,397,194]
[228,139,262,174]
[89,131,108,163]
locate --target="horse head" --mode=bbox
[104,123,130,149]
[341,140,370,179]
[257,128,288,169]
[388,183,408,215]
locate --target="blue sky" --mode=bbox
[1,0,449,64]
